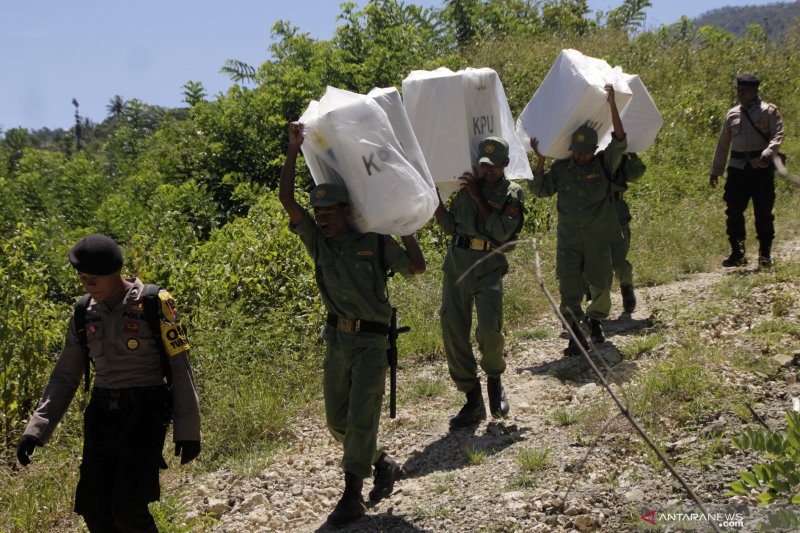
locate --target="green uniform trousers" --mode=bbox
[441,259,505,393]
[323,334,386,480]
[558,237,613,325]
[611,199,633,287]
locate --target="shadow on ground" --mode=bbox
[400,421,525,479]
[314,513,431,532]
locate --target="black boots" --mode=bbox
[449,383,486,428]
[369,453,403,503]
[564,321,590,357]
[722,239,748,267]
[487,376,510,419]
[759,239,773,268]
[327,472,365,526]
[588,318,605,344]
[620,284,636,313]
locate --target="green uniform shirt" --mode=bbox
[530,135,627,242]
[291,210,412,327]
[438,177,524,272]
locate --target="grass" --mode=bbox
[409,377,448,400]
[463,445,489,465]
[618,333,665,359]
[0,446,81,532]
[151,492,218,532]
[508,473,539,489]
[551,407,582,427]
[516,446,551,471]
[513,326,552,340]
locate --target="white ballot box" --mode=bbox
[403,67,532,199]
[516,49,633,159]
[597,73,663,153]
[299,86,438,235]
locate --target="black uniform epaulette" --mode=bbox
[75,284,173,392]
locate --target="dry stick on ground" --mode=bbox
[528,237,721,533]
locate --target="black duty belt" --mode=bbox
[327,314,389,335]
[91,385,168,411]
[452,235,493,251]
[731,150,764,159]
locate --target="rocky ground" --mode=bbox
[174,241,800,532]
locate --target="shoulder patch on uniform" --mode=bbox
[504,204,521,218]
[158,290,180,323]
[157,290,190,356]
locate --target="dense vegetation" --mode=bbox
[1,0,799,530]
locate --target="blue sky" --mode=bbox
[0,0,786,131]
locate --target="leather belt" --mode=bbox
[453,235,493,251]
[326,314,389,335]
[731,150,763,159]
[91,385,168,411]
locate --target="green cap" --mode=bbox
[569,125,598,153]
[478,137,509,166]
[310,183,349,207]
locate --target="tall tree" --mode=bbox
[106,95,124,117]
[72,98,82,151]
[182,81,208,107]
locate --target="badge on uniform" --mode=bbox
[586,173,600,181]
[165,298,180,322]
[124,321,140,334]
[357,251,374,257]
[126,338,139,350]
[128,302,145,312]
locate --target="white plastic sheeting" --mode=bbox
[597,73,663,153]
[298,86,438,235]
[402,67,532,199]
[516,49,634,159]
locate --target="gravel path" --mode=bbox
[178,241,800,532]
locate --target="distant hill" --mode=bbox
[694,1,800,40]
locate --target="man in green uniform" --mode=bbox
[280,122,425,527]
[710,73,784,268]
[435,136,525,428]
[16,234,201,533]
[530,84,627,355]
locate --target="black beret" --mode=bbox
[68,234,123,275]
[736,72,760,87]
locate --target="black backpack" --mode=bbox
[617,152,646,183]
[74,284,173,392]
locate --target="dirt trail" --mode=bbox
[181,240,800,532]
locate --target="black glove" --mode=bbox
[16,435,42,466]
[174,440,201,465]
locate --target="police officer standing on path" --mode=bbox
[530,84,627,356]
[435,136,525,428]
[16,234,201,533]
[280,122,425,527]
[710,73,784,268]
